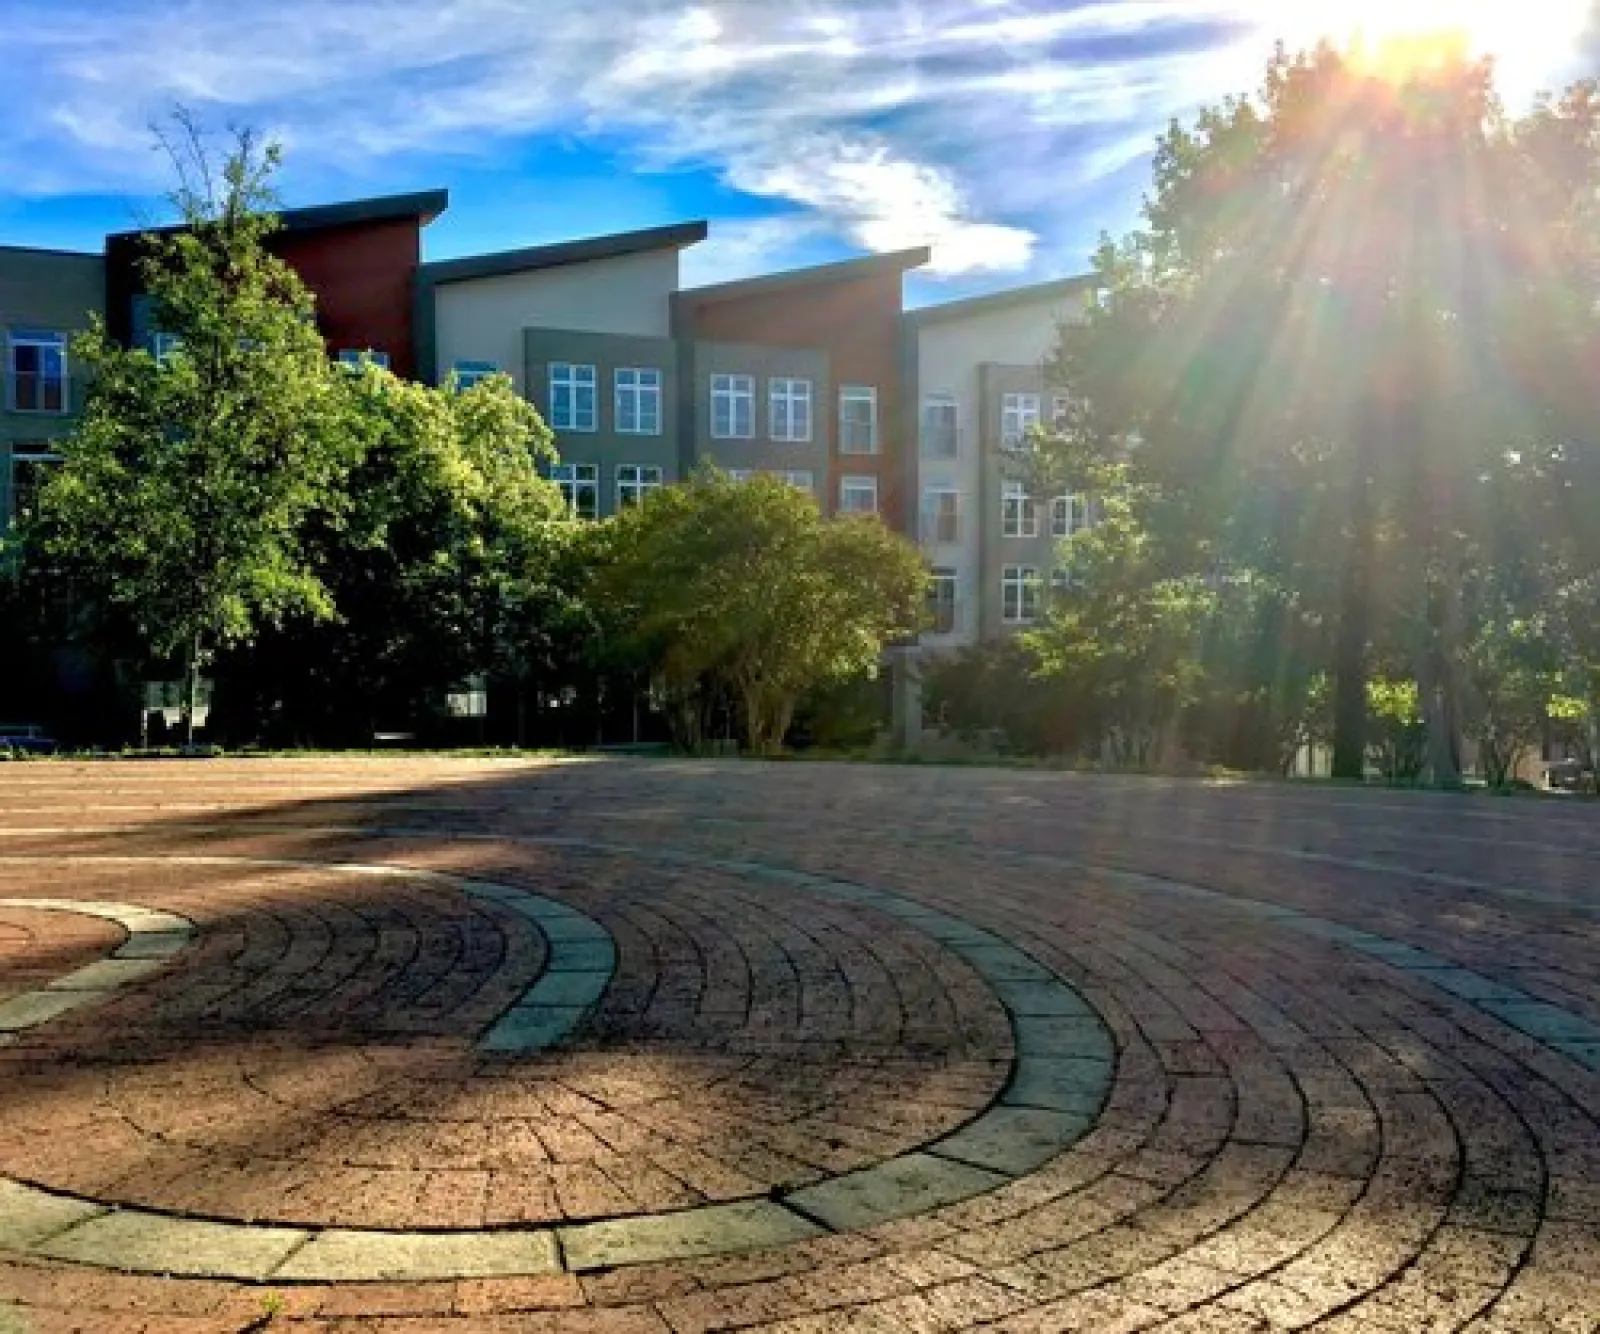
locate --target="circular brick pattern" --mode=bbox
[0,761,1595,1332]
[0,846,1108,1275]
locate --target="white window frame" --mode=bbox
[616,463,663,509]
[1002,565,1041,625]
[922,392,959,458]
[780,469,815,494]
[839,384,878,454]
[1050,568,1076,598]
[550,462,599,520]
[768,377,813,442]
[1002,480,1039,539]
[726,468,755,483]
[6,329,68,414]
[338,348,388,371]
[549,362,598,433]
[1051,392,1074,427]
[453,359,498,390]
[1051,494,1090,539]
[614,367,662,436]
[711,373,755,439]
[838,474,878,515]
[922,487,960,544]
[6,448,61,527]
[1001,392,1041,450]
[928,567,959,636]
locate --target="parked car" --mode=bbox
[1546,757,1594,792]
[0,724,58,755]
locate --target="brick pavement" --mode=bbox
[0,759,1595,1331]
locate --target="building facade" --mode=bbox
[907,278,1094,652]
[672,250,928,527]
[106,190,449,380]
[1,246,106,530]
[417,222,706,520]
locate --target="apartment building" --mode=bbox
[0,245,105,530]
[672,249,929,526]
[417,221,706,520]
[907,276,1095,652]
[107,189,449,379]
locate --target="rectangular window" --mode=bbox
[1002,566,1041,624]
[839,475,878,515]
[549,362,598,432]
[928,567,958,636]
[1002,480,1038,539]
[615,367,662,435]
[453,359,498,390]
[768,377,813,442]
[1050,568,1076,598]
[338,348,388,371]
[1051,494,1090,538]
[616,463,664,509]
[922,393,959,458]
[1051,393,1074,427]
[6,449,60,527]
[6,329,67,414]
[711,373,755,439]
[1001,392,1041,450]
[153,332,185,366]
[922,488,960,544]
[839,384,878,454]
[781,469,815,494]
[550,463,599,520]
[726,468,755,483]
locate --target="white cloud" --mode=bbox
[2,0,1590,281]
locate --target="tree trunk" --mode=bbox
[1332,460,1373,780]
[184,630,202,748]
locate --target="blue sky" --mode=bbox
[2,0,1596,305]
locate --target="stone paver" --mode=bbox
[0,758,1594,1330]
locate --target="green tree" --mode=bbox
[219,370,576,745]
[36,128,358,742]
[597,471,926,754]
[1044,41,1600,783]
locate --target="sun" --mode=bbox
[1261,0,1590,84]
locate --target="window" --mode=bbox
[453,360,498,390]
[780,469,814,493]
[338,348,389,371]
[616,464,663,509]
[153,332,184,365]
[840,385,878,454]
[1050,568,1077,598]
[1051,393,1074,427]
[1001,392,1041,449]
[549,362,598,432]
[928,567,958,635]
[615,368,662,435]
[1002,480,1038,538]
[1002,566,1041,624]
[769,377,813,442]
[922,393,959,458]
[7,449,60,527]
[551,463,599,520]
[839,475,878,515]
[726,468,755,482]
[711,373,755,439]
[6,329,67,414]
[1051,494,1090,538]
[922,488,960,544]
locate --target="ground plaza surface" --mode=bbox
[0,759,1595,1331]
